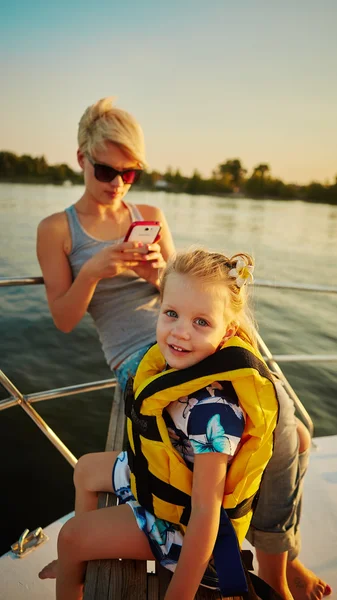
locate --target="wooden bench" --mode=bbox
[83,385,227,599]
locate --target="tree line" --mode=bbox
[1,151,336,205]
[0,151,83,185]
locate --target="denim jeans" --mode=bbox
[114,342,154,393]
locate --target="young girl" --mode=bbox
[40,248,280,600]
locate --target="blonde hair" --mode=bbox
[160,248,257,348]
[77,97,146,166]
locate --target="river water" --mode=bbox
[0,183,336,554]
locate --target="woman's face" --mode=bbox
[77,141,139,207]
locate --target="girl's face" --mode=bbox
[77,141,139,207]
[156,273,234,370]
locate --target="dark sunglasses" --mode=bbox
[86,154,142,185]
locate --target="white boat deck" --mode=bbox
[1,434,336,600]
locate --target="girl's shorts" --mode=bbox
[112,451,220,589]
[112,451,184,573]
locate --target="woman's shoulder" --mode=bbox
[38,210,69,232]
[37,210,71,249]
[134,204,164,220]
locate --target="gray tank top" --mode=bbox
[65,203,159,369]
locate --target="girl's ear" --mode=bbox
[222,322,238,343]
[77,149,85,170]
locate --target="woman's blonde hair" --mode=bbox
[77,97,146,166]
[160,248,257,348]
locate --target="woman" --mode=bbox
[37,97,175,389]
[37,97,331,599]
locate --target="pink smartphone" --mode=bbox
[123,221,161,252]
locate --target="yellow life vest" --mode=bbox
[125,335,278,547]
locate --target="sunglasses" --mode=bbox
[86,154,142,185]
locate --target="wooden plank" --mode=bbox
[105,383,125,452]
[195,586,223,599]
[147,573,159,600]
[157,564,172,600]
[82,560,99,599]
[83,385,123,600]
[107,559,147,600]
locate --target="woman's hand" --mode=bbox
[131,242,166,288]
[81,241,149,281]
[83,241,166,288]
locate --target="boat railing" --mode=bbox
[1,276,337,464]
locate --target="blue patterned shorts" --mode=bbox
[112,451,219,589]
[112,451,184,573]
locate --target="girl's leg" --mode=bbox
[73,451,120,514]
[39,450,120,580]
[56,504,155,600]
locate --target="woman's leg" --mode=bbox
[56,503,155,600]
[247,381,301,596]
[247,382,331,599]
[254,418,311,600]
[285,421,331,599]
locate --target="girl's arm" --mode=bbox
[164,452,228,600]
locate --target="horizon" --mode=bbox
[1,149,336,187]
[1,0,337,185]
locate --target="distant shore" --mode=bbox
[1,151,336,205]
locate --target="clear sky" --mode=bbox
[1,0,336,184]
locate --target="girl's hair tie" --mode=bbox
[228,257,254,288]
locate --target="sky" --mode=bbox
[1,0,337,184]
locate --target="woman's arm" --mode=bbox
[36,213,147,332]
[164,452,228,600]
[37,213,100,332]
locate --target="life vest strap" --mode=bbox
[135,346,273,406]
[226,493,256,519]
[213,507,248,596]
[128,444,192,516]
[125,380,162,441]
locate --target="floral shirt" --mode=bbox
[164,380,245,466]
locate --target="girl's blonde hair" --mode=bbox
[77,97,146,166]
[160,248,257,348]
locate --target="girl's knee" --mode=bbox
[73,453,100,490]
[57,517,81,554]
[296,418,311,453]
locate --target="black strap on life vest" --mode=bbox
[134,345,274,412]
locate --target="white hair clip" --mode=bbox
[228,258,254,288]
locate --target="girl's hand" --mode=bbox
[81,241,151,282]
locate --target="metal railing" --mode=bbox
[0,369,117,467]
[1,275,337,293]
[1,275,336,463]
